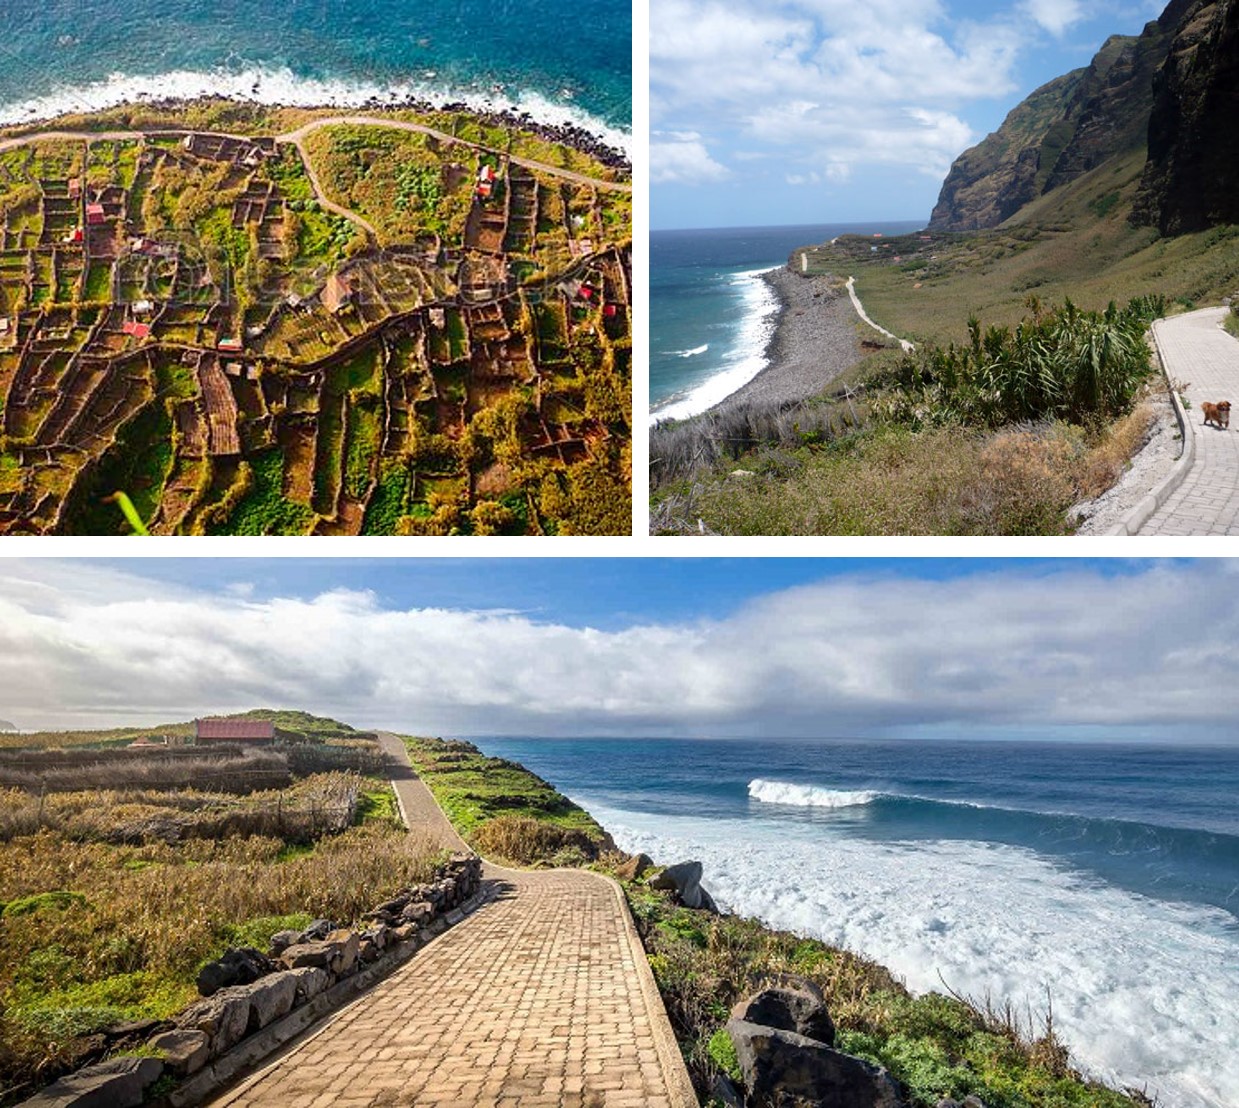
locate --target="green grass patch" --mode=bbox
[212,450,315,536]
[402,737,609,863]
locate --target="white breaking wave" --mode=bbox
[650,266,779,424]
[0,66,632,157]
[749,779,879,809]
[581,798,1239,1108]
[674,344,709,358]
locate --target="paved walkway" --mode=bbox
[1140,307,1239,535]
[206,735,695,1108]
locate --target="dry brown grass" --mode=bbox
[0,819,441,1095]
[469,814,598,867]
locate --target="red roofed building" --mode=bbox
[194,718,276,744]
[86,203,106,225]
[122,321,151,340]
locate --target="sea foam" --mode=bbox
[749,779,879,809]
[584,798,1239,1108]
[650,266,779,424]
[0,65,632,158]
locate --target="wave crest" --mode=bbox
[748,779,879,809]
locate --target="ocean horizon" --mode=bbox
[479,734,1239,1108]
[650,221,922,422]
[0,0,631,152]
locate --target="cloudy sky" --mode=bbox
[1,557,1236,744]
[651,0,1168,228]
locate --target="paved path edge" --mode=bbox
[1108,318,1195,536]
[164,885,495,1107]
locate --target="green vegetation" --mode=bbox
[622,882,1144,1108]
[213,450,315,536]
[402,737,611,865]
[653,293,1165,536]
[0,712,440,1097]
[0,100,631,536]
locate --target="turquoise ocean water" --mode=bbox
[0,0,630,147]
[481,736,1239,1107]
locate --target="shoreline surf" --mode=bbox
[0,66,632,161]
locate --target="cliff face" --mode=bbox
[929,0,1229,235]
[928,70,1087,232]
[1132,0,1239,233]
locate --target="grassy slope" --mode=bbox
[401,737,609,863]
[851,149,1239,347]
[0,712,433,1101]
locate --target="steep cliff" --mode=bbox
[929,0,1213,234]
[1132,0,1239,233]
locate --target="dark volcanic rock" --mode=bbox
[649,860,719,913]
[728,1019,904,1108]
[22,1055,164,1108]
[930,0,1195,233]
[731,978,836,1047]
[196,947,273,996]
[1133,0,1239,233]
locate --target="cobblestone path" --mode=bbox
[1141,307,1239,535]
[207,735,695,1108]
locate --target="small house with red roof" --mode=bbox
[86,203,106,226]
[122,320,151,340]
[194,718,276,744]
[476,164,497,199]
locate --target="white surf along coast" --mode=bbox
[0,66,633,158]
[650,266,780,425]
[582,791,1239,1108]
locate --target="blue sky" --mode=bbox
[651,0,1168,229]
[3,557,1234,742]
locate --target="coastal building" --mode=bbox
[476,164,497,199]
[194,718,276,744]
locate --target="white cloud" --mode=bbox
[1,562,1238,742]
[1021,0,1085,36]
[651,0,1036,188]
[650,131,731,184]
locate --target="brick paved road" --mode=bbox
[206,736,696,1108]
[1141,307,1239,535]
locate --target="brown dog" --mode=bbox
[1203,400,1231,429]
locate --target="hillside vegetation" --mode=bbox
[652,0,1239,536]
[0,712,439,1102]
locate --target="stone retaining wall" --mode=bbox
[19,854,483,1108]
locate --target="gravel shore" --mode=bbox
[709,265,862,411]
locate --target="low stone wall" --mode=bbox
[20,854,483,1108]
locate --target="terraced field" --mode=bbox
[0,108,632,535]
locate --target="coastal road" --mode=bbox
[206,734,696,1108]
[1138,307,1239,535]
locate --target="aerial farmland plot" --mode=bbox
[0,102,632,535]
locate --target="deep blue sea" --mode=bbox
[650,222,922,422]
[0,0,630,148]
[480,736,1239,1107]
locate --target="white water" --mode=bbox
[649,266,780,424]
[749,779,879,809]
[585,798,1239,1108]
[0,65,632,157]
[674,344,709,358]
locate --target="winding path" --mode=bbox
[1138,307,1239,535]
[845,276,915,353]
[205,734,695,1108]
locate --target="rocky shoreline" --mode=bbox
[709,264,862,413]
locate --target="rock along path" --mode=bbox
[206,734,696,1108]
[1139,307,1239,535]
